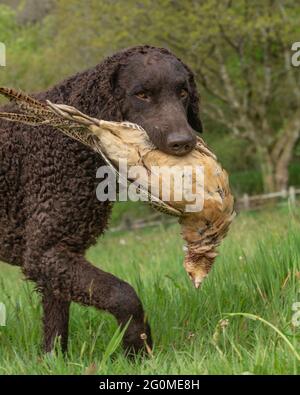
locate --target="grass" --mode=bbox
[0,205,300,374]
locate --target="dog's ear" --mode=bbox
[110,65,125,102]
[187,70,203,134]
[171,53,203,134]
[109,65,121,94]
[188,102,203,133]
[71,58,124,121]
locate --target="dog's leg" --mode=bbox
[24,245,151,355]
[42,290,70,353]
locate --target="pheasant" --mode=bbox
[0,87,235,288]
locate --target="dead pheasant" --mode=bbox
[0,87,235,288]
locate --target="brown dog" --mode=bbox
[0,45,202,354]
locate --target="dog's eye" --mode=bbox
[180,89,188,99]
[135,92,150,101]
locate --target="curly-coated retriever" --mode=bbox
[0,45,202,354]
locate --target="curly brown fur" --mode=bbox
[0,45,202,354]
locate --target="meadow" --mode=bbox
[0,205,299,375]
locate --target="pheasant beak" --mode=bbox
[187,272,206,289]
[192,275,203,289]
[185,263,208,289]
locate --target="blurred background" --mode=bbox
[0,0,299,226]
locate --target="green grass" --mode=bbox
[0,205,300,374]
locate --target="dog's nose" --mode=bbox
[167,134,196,156]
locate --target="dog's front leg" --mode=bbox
[23,245,152,355]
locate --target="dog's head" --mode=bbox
[73,46,202,156]
[114,50,202,156]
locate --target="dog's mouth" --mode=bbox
[164,143,195,156]
[142,130,196,157]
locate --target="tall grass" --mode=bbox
[0,206,299,374]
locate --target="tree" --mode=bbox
[156,0,300,192]
[2,0,299,192]
[49,0,300,191]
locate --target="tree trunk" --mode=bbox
[256,126,300,193]
[274,130,300,191]
[256,146,276,193]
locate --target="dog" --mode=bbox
[0,45,202,354]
